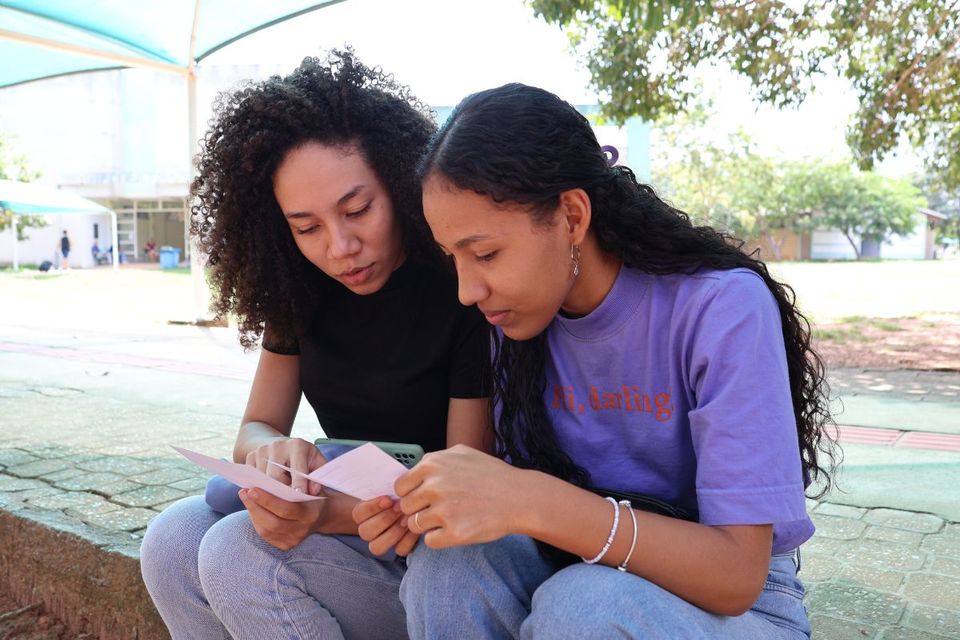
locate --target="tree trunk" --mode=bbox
[761,231,784,261]
[842,231,862,259]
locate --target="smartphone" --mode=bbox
[314,437,425,469]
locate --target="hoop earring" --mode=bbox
[571,244,582,278]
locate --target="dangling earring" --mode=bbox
[570,244,582,278]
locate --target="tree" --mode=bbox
[530,0,960,188]
[797,164,925,259]
[0,132,45,241]
[651,104,816,259]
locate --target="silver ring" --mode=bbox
[414,511,423,533]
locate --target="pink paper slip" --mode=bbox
[305,442,408,500]
[171,446,324,503]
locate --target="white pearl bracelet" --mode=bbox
[582,496,620,564]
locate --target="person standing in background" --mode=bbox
[60,230,71,269]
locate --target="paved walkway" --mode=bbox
[1,321,959,639]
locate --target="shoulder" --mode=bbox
[661,268,776,314]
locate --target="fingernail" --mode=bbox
[248,489,259,499]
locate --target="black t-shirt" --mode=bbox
[263,260,488,453]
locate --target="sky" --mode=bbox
[201,0,920,177]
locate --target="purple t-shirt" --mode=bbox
[542,266,813,554]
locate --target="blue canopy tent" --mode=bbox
[1,178,117,271]
[0,0,346,316]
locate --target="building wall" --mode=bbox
[742,229,806,261]
[882,212,928,260]
[810,229,859,260]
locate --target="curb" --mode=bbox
[0,508,166,640]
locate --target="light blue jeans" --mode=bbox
[400,535,811,639]
[140,496,408,639]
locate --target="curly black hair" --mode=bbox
[191,49,438,350]
[420,83,838,499]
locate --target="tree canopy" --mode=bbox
[0,132,45,241]
[651,106,927,259]
[531,0,960,187]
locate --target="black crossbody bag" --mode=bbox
[591,487,695,522]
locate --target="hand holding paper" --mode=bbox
[172,446,324,503]
[173,442,409,502]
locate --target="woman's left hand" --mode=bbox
[239,487,327,551]
[395,444,525,549]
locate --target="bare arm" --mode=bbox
[518,470,772,616]
[234,349,358,536]
[396,447,773,616]
[445,397,493,452]
[234,349,303,462]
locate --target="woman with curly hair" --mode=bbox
[140,51,489,639]
[356,83,837,638]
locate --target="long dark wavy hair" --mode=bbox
[419,83,838,499]
[191,50,439,349]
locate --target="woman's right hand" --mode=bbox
[246,437,326,494]
[353,496,421,556]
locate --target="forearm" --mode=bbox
[233,421,289,462]
[514,470,771,615]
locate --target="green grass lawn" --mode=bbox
[769,259,960,323]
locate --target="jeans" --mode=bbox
[400,535,811,639]
[140,496,408,639]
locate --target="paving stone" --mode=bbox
[809,614,878,639]
[169,476,208,492]
[903,573,960,610]
[63,495,124,519]
[813,514,869,540]
[20,444,74,459]
[800,552,841,583]
[0,492,26,512]
[28,491,117,516]
[151,499,183,513]
[836,539,928,572]
[0,449,39,467]
[53,471,124,491]
[817,503,868,519]
[82,507,159,532]
[931,556,960,579]
[922,524,960,560]
[805,583,906,626]
[129,466,201,486]
[903,604,960,638]
[879,630,953,640]
[60,452,106,465]
[97,478,145,497]
[75,456,160,476]
[0,475,48,492]
[838,564,906,593]
[15,486,66,501]
[865,525,925,547]
[39,466,87,482]
[112,485,186,508]
[5,458,69,478]
[864,509,945,534]
[805,536,847,556]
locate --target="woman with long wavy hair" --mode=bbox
[139,51,489,639]
[356,83,837,638]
